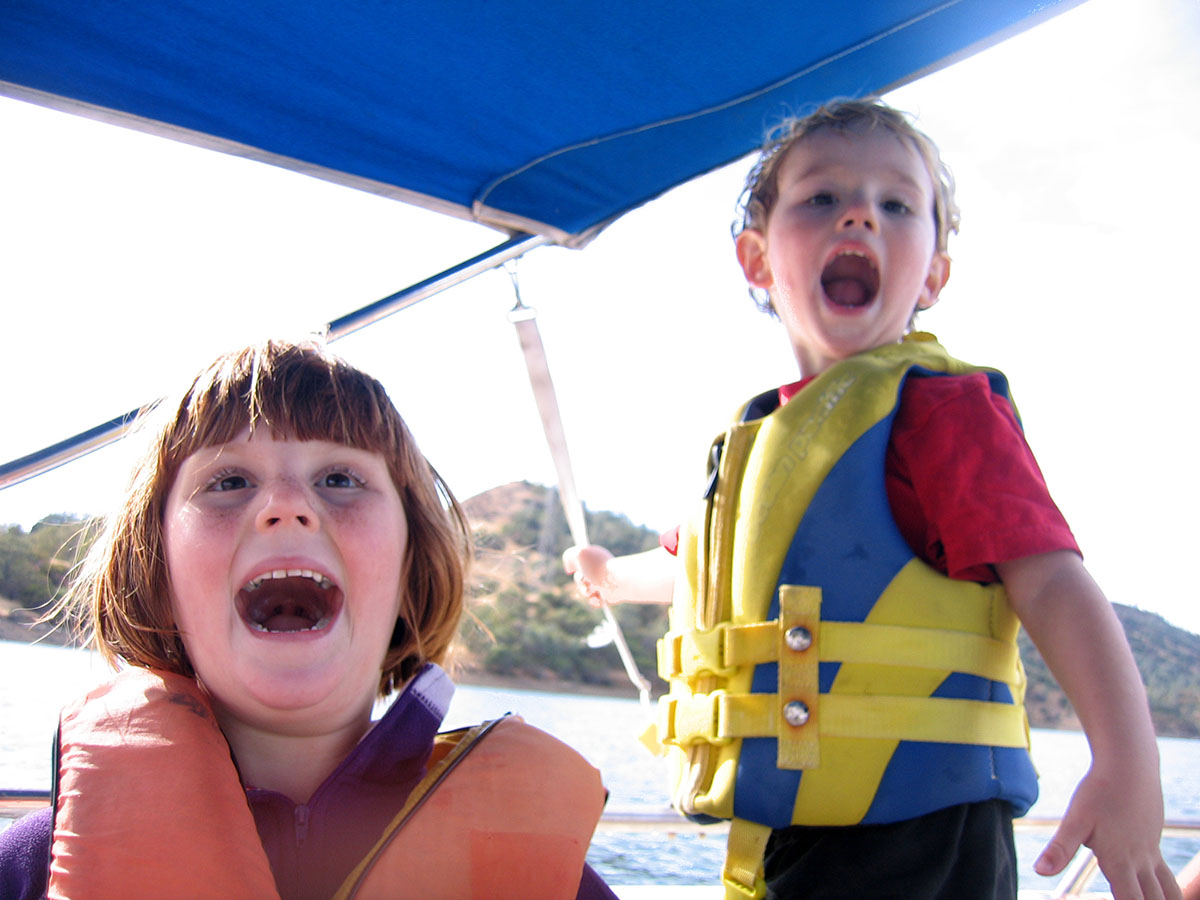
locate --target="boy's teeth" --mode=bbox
[244,569,333,591]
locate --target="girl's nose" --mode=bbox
[255,479,319,531]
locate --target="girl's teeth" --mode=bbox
[244,569,333,591]
[247,616,332,633]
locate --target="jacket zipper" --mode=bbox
[294,804,310,847]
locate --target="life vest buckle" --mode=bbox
[659,624,740,680]
[658,690,738,747]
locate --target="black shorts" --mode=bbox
[762,799,1018,900]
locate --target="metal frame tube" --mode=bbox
[0,232,548,492]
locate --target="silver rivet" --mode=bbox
[783,700,810,727]
[785,625,813,652]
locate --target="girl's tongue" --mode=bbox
[238,574,340,633]
[822,253,879,307]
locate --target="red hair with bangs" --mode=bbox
[58,340,470,696]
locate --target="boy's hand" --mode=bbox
[1035,766,1180,900]
[1000,551,1179,900]
[562,544,616,607]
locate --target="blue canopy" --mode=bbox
[0,0,1078,246]
[0,0,1084,489]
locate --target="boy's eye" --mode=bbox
[883,199,912,215]
[806,192,835,207]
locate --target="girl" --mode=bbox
[1,339,612,900]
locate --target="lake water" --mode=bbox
[3,640,1198,891]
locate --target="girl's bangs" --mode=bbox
[165,344,405,471]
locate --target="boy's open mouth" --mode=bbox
[821,250,879,307]
[236,569,342,633]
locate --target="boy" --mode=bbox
[565,99,1177,900]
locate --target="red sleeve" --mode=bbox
[660,526,680,556]
[886,373,1079,582]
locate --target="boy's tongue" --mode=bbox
[824,277,871,306]
[822,253,877,307]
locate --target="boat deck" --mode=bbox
[5,795,1194,898]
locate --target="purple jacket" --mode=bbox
[0,664,616,900]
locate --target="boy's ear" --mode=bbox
[735,229,773,289]
[917,252,951,310]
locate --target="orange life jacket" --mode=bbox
[49,667,605,900]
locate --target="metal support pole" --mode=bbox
[0,232,548,492]
[504,263,654,711]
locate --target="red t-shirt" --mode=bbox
[663,372,1078,583]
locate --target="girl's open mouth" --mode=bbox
[236,569,342,634]
[821,250,879,307]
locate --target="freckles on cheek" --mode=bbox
[164,507,234,589]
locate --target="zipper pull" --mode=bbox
[702,435,724,500]
[294,804,310,846]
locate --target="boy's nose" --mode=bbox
[255,479,320,531]
[839,195,876,231]
[841,214,875,230]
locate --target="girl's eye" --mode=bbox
[319,469,364,489]
[208,473,251,492]
[883,199,912,215]
[806,191,835,207]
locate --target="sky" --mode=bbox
[2,0,1199,634]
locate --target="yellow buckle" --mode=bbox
[660,625,737,680]
[722,871,767,900]
[660,691,736,747]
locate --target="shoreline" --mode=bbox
[5,626,1194,737]
[0,625,656,700]
[449,667,661,700]
[0,615,72,648]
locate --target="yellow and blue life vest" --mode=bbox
[655,334,1038,898]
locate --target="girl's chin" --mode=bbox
[212,660,372,719]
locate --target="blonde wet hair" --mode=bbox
[58,339,470,696]
[734,97,960,315]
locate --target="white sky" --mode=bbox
[2,0,1199,634]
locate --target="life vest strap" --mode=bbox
[331,718,502,900]
[723,818,770,899]
[660,619,1019,684]
[659,691,1028,758]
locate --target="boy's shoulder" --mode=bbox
[896,369,1015,434]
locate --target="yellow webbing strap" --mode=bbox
[660,691,1028,750]
[824,623,1017,682]
[661,620,1017,683]
[723,818,770,899]
[776,585,820,769]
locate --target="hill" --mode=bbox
[457,481,665,688]
[3,488,1199,737]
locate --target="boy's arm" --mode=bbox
[997,550,1180,900]
[562,545,675,606]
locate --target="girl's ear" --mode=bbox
[735,229,773,289]
[917,252,951,310]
